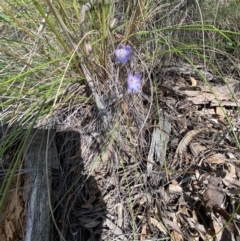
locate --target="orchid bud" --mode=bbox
[109,18,118,30]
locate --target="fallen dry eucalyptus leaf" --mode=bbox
[171,230,184,241]
[189,143,207,157]
[205,153,226,164]
[186,84,238,107]
[117,203,123,228]
[78,217,100,228]
[140,224,147,241]
[190,76,197,86]
[138,215,167,235]
[186,217,212,240]
[121,101,129,115]
[101,143,114,163]
[172,128,208,167]
[202,175,225,208]
[162,216,183,236]
[178,86,201,91]
[221,171,240,189]
[103,218,127,241]
[168,183,183,194]
[212,212,224,241]
[225,163,236,178]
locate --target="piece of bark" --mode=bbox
[24,130,58,241]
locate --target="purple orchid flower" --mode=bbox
[127,71,142,93]
[115,43,132,64]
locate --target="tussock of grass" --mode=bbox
[1,0,240,240]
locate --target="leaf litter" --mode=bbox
[2,57,240,241]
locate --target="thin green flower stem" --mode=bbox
[102,0,107,67]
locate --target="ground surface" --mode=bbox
[1,61,240,241]
[1,1,240,240]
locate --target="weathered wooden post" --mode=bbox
[24,130,58,241]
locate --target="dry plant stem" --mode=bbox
[55,0,76,33]
[81,64,110,128]
[79,0,110,128]
[124,0,145,41]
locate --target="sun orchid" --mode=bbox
[115,43,132,64]
[127,71,142,93]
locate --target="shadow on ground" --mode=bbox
[52,131,107,241]
[0,127,106,241]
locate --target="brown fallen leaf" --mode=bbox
[213,106,227,125]
[117,203,123,228]
[78,217,100,228]
[103,218,127,241]
[140,224,147,241]
[186,217,212,240]
[205,153,226,164]
[211,100,239,107]
[168,183,183,194]
[202,175,225,208]
[179,86,201,91]
[101,143,114,163]
[189,143,207,157]
[212,213,224,241]
[222,171,240,188]
[186,84,238,106]
[162,217,184,236]
[138,215,167,235]
[172,128,208,167]
[215,106,225,118]
[190,76,197,86]
[121,101,129,115]
[172,230,184,241]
